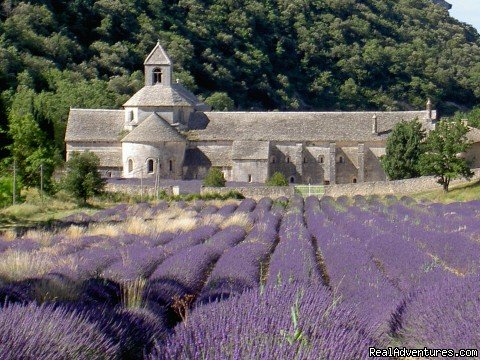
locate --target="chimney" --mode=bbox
[427,98,432,120]
[372,114,378,135]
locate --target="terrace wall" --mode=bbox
[201,186,294,200]
[324,168,480,198]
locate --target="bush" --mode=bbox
[62,152,106,204]
[266,172,288,186]
[203,168,226,187]
[0,175,23,207]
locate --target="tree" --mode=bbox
[203,168,226,187]
[419,120,474,192]
[266,172,288,186]
[381,119,425,180]
[63,152,106,204]
[204,92,235,111]
[8,88,58,191]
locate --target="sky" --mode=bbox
[448,0,480,32]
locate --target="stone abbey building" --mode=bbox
[65,42,479,185]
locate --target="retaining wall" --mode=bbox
[324,169,480,198]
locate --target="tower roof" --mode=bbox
[144,41,172,66]
[121,113,186,144]
[123,83,205,108]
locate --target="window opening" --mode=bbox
[147,159,154,174]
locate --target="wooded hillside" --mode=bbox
[1,0,480,157]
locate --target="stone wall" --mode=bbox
[201,186,294,200]
[105,183,173,197]
[324,169,480,198]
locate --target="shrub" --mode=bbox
[202,168,226,187]
[62,152,106,204]
[266,172,288,186]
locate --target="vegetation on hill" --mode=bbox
[1,0,480,191]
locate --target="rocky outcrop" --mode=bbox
[431,0,452,10]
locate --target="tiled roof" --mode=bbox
[123,83,210,109]
[121,113,186,144]
[232,141,270,160]
[183,145,232,167]
[65,109,124,142]
[189,111,433,142]
[123,84,195,107]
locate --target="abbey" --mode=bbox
[64,42,478,185]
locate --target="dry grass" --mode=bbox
[221,213,253,232]
[121,278,147,309]
[205,199,239,208]
[87,223,121,237]
[0,251,74,282]
[63,225,86,239]
[2,230,17,241]
[153,208,198,233]
[123,217,150,235]
[23,229,54,247]
[201,214,225,227]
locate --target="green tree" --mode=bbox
[204,92,235,111]
[63,152,106,204]
[8,88,58,191]
[381,119,425,180]
[203,167,226,187]
[419,120,474,192]
[266,172,288,186]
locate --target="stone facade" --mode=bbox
[65,42,480,186]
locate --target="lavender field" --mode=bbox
[0,196,479,359]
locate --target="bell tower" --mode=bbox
[144,41,172,86]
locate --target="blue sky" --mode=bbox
[448,0,480,31]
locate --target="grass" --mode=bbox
[411,179,480,203]
[0,251,74,282]
[121,278,147,309]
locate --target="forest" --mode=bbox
[1,0,480,163]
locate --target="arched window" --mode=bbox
[147,159,154,174]
[169,160,173,172]
[128,159,134,173]
[248,174,252,183]
[318,155,324,164]
[286,156,290,164]
[270,156,276,164]
[290,176,295,184]
[128,111,134,122]
[303,157,307,164]
[153,68,162,84]
[353,178,357,184]
[338,156,344,164]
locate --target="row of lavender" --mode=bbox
[156,196,480,359]
[0,196,479,359]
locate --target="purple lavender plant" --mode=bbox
[0,302,120,359]
[151,284,384,360]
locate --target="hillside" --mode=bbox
[1,0,480,155]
